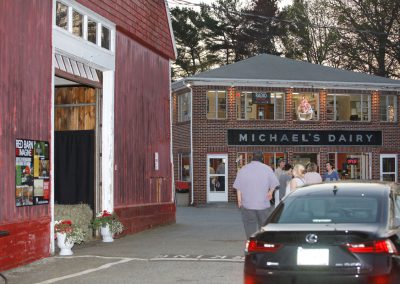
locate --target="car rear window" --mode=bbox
[273,196,379,224]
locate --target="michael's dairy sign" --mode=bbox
[227,129,382,146]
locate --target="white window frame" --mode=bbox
[206,90,227,119]
[380,154,398,182]
[236,91,285,120]
[292,92,319,121]
[177,92,191,122]
[380,95,397,122]
[55,0,115,52]
[326,93,371,122]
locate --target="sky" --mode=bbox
[168,0,294,10]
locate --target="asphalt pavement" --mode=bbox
[3,203,246,284]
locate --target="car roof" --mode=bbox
[289,181,399,198]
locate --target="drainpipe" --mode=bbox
[169,63,175,203]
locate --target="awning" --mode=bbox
[54,53,102,87]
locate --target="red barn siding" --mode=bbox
[114,31,174,232]
[76,0,175,60]
[0,0,52,270]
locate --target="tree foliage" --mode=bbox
[327,0,400,78]
[170,0,400,79]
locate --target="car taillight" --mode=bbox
[246,240,282,253]
[346,239,398,254]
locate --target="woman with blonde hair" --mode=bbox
[285,164,306,196]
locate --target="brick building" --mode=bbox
[0,0,175,270]
[172,54,400,205]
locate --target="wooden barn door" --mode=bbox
[54,86,101,209]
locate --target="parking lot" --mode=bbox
[3,204,245,284]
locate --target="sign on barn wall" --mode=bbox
[15,139,50,206]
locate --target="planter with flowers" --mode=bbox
[92,210,124,242]
[54,220,86,256]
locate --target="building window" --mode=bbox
[101,26,111,50]
[207,91,226,119]
[236,92,284,120]
[72,10,83,37]
[56,1,68,29]
[292,92,318,121]
[292,153,319,169]
[178,153,191,181]
[380,95,397,122]
[328,152,370,180]
[177,92,191,122]
[87,19,97,44]
[55,1,113,52]
[237,152,284,171]
[326,94,371,121]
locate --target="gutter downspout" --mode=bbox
[169,62,175,203]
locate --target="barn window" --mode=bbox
[56,1,68,29]
[55,1,114,52]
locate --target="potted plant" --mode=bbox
[92,210,124,242]
[54,220,86,255]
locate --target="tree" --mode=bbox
[170,7,217,79]
[242,0,282,55]
[201,0,251,65]
[280,0,339,65]
[328,0,400,78]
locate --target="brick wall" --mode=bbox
[182,85,400,205]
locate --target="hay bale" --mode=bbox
[54,204,93,241]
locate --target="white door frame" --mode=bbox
[51,0,116,253]
[380,154,398,182]
[207,154,228,202]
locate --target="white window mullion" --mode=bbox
[97,23,102,47]
[83,15,88,40]
[67,6,73,33]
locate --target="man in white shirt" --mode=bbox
[233,151,279,239]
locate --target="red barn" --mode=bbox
[0,0,176,270]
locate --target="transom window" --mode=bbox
[326,94,370,121]
[177,92,191,122]
[207,91,226,119]
[237,152,284,170]
[55,1,113,51]
[380,95,397,122]
[292,92,318,121]
[236,92,284,120]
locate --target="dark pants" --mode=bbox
[240,207,273,239]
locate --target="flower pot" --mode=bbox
[100,224,114,242]
[56,232,74,256]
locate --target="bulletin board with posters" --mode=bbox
[15,139,50,206]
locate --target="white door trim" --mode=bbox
[380,154,398,182]
[207,154,228,202]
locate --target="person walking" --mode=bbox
[322,161,340,181]
[285,164,306,196]
[233,151,279,239]
[274,158,286,179]
[304,162,322,185]
[277,164,293,205]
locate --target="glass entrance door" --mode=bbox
[207,154,228,202]
[380,154,398,182]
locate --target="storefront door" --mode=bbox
[207,154,228,202]
[380,154,398,182]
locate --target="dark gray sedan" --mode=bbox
[244,182,400,284]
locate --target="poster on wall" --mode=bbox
[15,139,50,206]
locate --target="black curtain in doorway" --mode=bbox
[55,130,95,209]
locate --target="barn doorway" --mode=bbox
[54,75,102,210]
